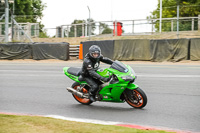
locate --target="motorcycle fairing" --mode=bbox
[63,61,138,102]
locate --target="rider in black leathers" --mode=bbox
[80,45,113,102]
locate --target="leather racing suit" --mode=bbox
[80,53,113,95]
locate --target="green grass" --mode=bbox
[0,114,173,133]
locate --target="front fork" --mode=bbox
[123,83,139,102]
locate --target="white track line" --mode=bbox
[45,115,119,125]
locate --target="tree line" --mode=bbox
[0,0,48,38]
[1,0,200,38]
[68,19,112,37]
[148,0,200,31]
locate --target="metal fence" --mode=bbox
[54,16,200,38]
[0,0,39,42]
[0,22,39,42]
[0,16,200,42]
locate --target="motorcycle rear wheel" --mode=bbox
[124,87,147,109]
[72,82,93,105]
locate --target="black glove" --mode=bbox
[101,77,111,82]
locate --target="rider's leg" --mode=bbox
[84,77,98,102]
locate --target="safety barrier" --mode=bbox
[190,38,200,61]
[31,42,69,60]
[79,38,200,62]
[0,42,69,60]
[0,39,199,61]
[80,40,114,60]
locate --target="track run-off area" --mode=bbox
[0,60,200,132]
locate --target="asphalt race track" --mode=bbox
[0,61,200,132]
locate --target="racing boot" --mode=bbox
[89,92,96,102]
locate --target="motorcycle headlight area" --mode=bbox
[130,67,137,79]
[121,75,134,82]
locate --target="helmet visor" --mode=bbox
[91,52,100,58]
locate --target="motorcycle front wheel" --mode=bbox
[72,82,93,105]
[124,87,147,109]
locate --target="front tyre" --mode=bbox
[124,87,147,109]
[71,82,93,105]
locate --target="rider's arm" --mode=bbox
[100,56,113,65]
[88,69,102,79]
[85,60,109,81]
[84,59,102,79]
[88,68,110,82]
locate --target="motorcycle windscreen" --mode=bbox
[110,60,128,73]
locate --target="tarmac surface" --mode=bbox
[0,61,200,132]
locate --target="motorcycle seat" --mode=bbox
[67,67,81,76]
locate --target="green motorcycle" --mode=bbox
[63,60,147,108]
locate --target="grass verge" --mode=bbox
[0,114,173,133]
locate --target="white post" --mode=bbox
[82,24,84,36]
[177,4,179,39]
[12,0,15,41]
[17,25,20,40]
[38,24,39,37]
[151,20,154,33]
[74,25,77,37]
[13,25,16,40]
[87,6,91,40]
[112,21,114,36]
[132,20,134,34]
[159,0,162,33]
[198,15,200,31]
[115,20,117,36]
[36,24,39,37]
[56,26,59,38]
[61,26,64,38]
[5,0,9,42]
[85,23,87,36]
[99,23,101,35]
[192,18,194,31]
[171,20,173,32]
[67,26,69,38]
[35,24,37,37]
[27,22,31,37]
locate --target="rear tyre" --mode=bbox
[71,82,93,105]
[124,87,147,109]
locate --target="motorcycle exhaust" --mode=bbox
[66,87,88,98]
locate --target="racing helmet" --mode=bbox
[88,45,101,60]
